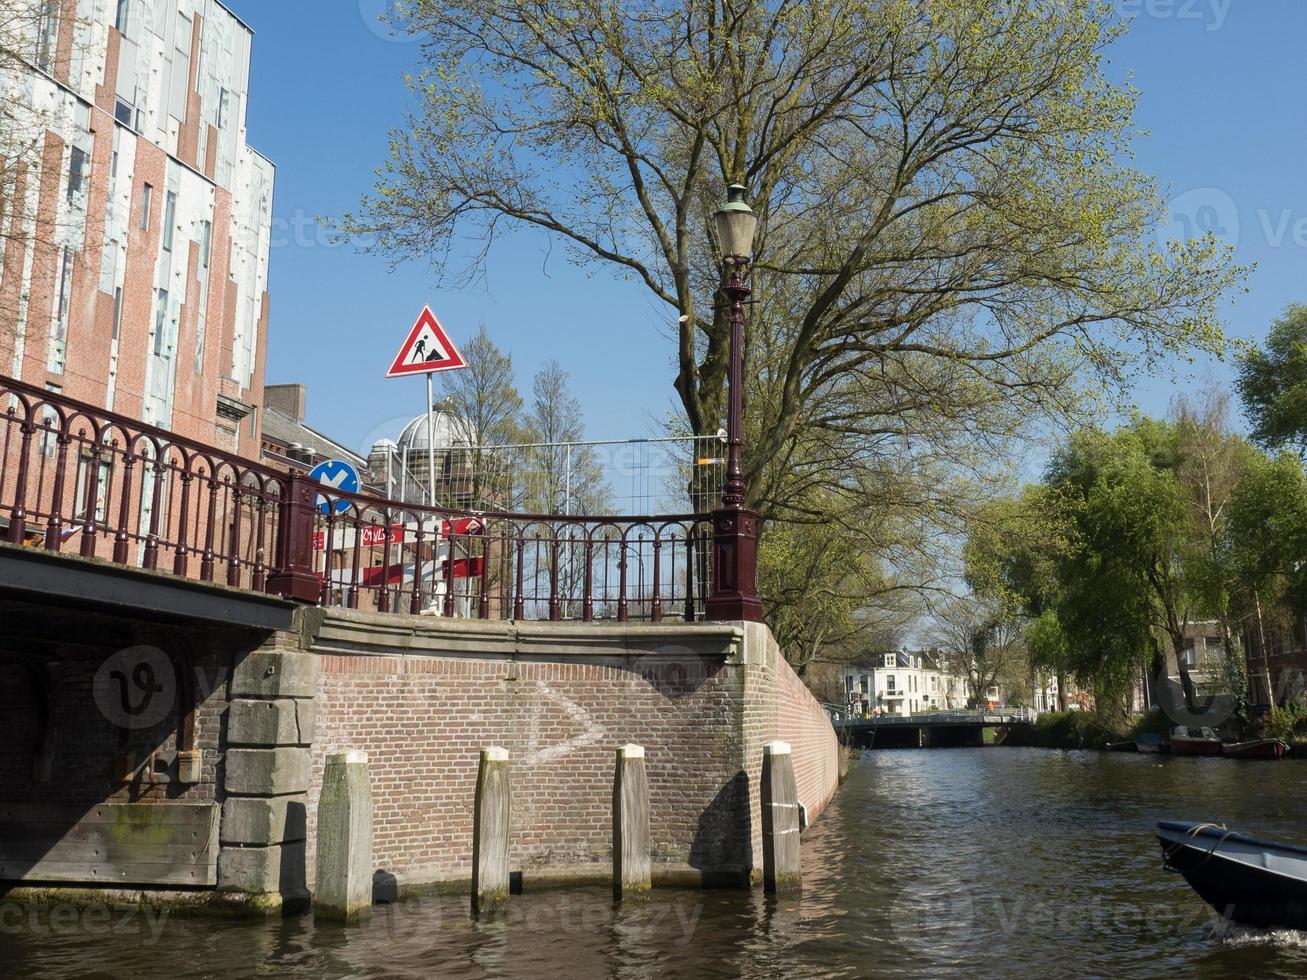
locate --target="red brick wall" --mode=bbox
[303,614,840,891]
[308,647,753,886]
[775,651,840,823]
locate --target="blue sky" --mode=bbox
[225,0,1307,453]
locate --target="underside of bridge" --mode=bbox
[0,543,297,906]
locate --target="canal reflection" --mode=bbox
[5,749,1307,978]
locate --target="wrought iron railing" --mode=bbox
[0,376,718,622]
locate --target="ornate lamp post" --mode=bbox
[705,184,765,622]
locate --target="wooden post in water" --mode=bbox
[612,744,651,901]
[315,750,374,922]
[761,740,802,894]
[472,746,511,914]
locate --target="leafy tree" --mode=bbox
[344,0,1244,661]
[1226,451,1307,705]
[1045,422,1208,709]
[1237,305,1307,454]
[965,485,1075,708]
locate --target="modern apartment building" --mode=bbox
[0,0,274,456]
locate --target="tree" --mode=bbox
[933,594,1025,709]
[965,484,1075,708]
[436,324,524,508]
[1225,451,1307,705]
[1236,305,1307,454]
[343,0,1244,662]
[520,361,609,515]
[1171,389,1253,712]
[1046,422,1209,709]
[1,1,90,325]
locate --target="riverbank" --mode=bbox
[1000,708,1307,754]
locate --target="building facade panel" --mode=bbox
[1,0,274,459]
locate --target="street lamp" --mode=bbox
[705,184,765,622]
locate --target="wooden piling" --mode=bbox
[761,740,802,894]
[472,746,511,914]
[612,744,651,900]
[314,750,373,922]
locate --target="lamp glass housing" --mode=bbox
[715,184,757,262]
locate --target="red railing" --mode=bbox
[0,376,717,622]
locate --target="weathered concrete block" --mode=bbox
[221,797,307,845]
[296,699,317,742]
[225,748,311,796]
[472,747,510,915]
[228,699,311,746]
[218,840,306,895]
[315,750,374,923]
[230,651,319,699]
[761,741,802,894]
[612,744,651,901]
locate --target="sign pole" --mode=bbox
[425,372,436,507]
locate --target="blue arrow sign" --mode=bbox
[309,459,361,515]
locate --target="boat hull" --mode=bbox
[1168,738,1222,757]
[1158,821,1307,930]
[1135,735,1168,754]
[1222,739,1288,760]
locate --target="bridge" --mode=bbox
[832,708,1039,748]
[0,375,839,911]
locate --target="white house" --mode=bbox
[841,650,971,717]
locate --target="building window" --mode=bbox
[115,99,136,128]
[112,287,123,341]
[75,455,111,523]
[153,288,168,356]
[198,219,212,267]
[38,385,61,457]
[1181,642,1197,670]
[162,191,177,251]
[35,3,58,72]
[217,88,231,129]
[66,146,89,202]
[141,183,152,230]
[49,249,73,373]
[886,675,896,693]
[115,0,130,33]
[169,15,192,122]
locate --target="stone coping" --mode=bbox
[306,606,750,662]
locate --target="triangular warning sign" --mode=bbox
[385,306,468,377]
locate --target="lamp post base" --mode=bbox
[705,506,765,623]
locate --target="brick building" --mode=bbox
[1,0,274,457]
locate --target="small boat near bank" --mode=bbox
[1105,740,1137,752]
[1221,737,1289,760]
[1168,726,1222,756]
[1157,821,1307,930]
[1134,733,1168,753]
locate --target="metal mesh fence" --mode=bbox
[372,434,727,516]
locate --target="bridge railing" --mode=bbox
[0,376,717,622]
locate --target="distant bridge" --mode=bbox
[828,707,1038,748]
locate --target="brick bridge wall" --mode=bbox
[0,565,837,905]
[301,612,839,892]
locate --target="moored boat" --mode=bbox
[1135,733,1168,754]
[1169,726,1222,756]
[1221,738,1288,760]
[1157,820,1307,929]
[1105,740,1137,752]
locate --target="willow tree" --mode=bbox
[344,0,1241,639]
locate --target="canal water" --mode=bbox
[5,748,1307,978]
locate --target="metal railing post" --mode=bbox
[266,471,321,602]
